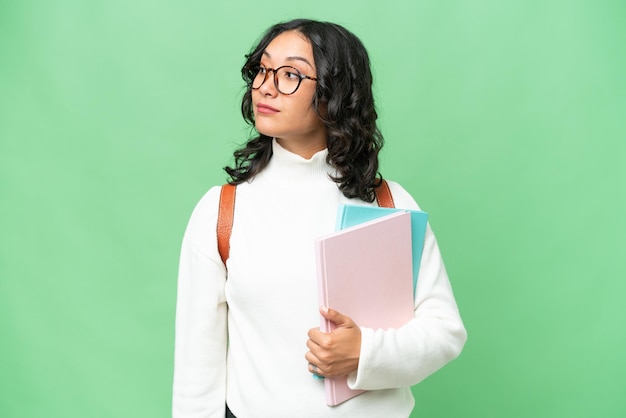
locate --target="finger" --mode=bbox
[308,363,325,379]
[306,339,329,362]
[305,350,321,366]
[319,306,351,327]
[307,326,322,340]
[307,331,324,347]
[308,328,333,348]
[308,362,320,374]
[306,338,319,352]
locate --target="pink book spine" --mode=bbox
[314,241,365,406]
[316,243,332,333]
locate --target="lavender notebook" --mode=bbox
[314,211,414,406]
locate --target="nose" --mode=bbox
[258,68,279,97]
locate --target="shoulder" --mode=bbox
[182,185,223,252]
[384,179,423,211]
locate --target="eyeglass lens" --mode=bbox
[251,66,303,95]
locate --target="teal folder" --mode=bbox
[335,205,428,297]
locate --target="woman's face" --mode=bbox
[252,30,327,158]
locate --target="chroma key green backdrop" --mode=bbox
[1,1,625,417]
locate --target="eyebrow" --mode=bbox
[262,51,314,69]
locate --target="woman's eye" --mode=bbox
[284,71,299,79]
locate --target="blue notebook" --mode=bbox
[335,205,428,297]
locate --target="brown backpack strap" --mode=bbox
[375,179,395,208]
[217,184,236,266]
[217,181,392,265]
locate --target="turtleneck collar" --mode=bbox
[260,138,334,183]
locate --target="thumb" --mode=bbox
[320,306,351,327]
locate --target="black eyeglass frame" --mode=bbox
[249,65,318,95]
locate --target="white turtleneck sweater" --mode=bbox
[173,140,467,418]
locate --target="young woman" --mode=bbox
[173,19,467,418]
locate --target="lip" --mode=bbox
[256,103,280,114]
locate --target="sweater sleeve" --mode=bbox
[172,186,228,418]
[348,181,467,390]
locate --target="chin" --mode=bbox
[255,124,279,139]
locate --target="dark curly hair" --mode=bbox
[224,19,384,202]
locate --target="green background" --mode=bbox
[1,1,625,417]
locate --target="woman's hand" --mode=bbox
[305,307,361,378]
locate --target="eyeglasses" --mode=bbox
[249,65,317,95]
